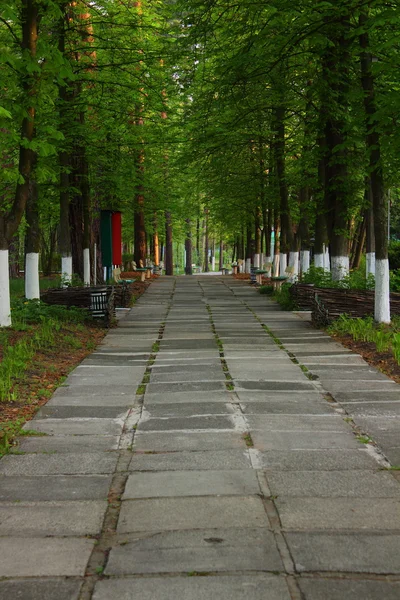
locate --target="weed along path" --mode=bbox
[1,276,400,599]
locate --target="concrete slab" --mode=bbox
[0,453,117,475]
[117,496,268,532]
[298,578,400,600]
[246,415,349,432]
[0,475,112,501]
[144,391,233,404]
[16,435,119,453]
[235,380,315,391]
[35,406,129,419]
[0,500,107,536]
[106,528,282,574]
[267,470,400,497]
[23,418,123,436]
[251,431,362,451]
[93,575,291,600]
[146,381,226,393]
[47,395,134,407]
[277,497,400,530]
[133,431,246,451]
[285,532,400,573]
[142,402,233,417]
[260,449,377,471]
[130,450,251,471]
[124,470,260,497]
[137,415,234,432]
[0,537,94,576]
[240,400,334,415]
[0,579,82,600]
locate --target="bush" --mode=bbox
[301,264,374,291]
[259,285,274,295]
[389,241,400,271]
[273,283,297,310]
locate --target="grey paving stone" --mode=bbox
[143,402,233,417]
[332,391,400,403]
[251,431,361,451]
[0,452,117,475]
[235,380,315,391]
[277,497,400,530]
[106,528,282,574]
[52,385,135,397]
[93,575,291,600]
[247,415,349,432]
[341,402,400,417]
[144,391,232,404]
[240,400,334,415]
[137,415,234,432]
[35,406,129,419]
[0,537,94,577]
[133,431,246,451]
[0,475,112,501]
[325,381,398,392]
[298,578,400,600]
[47,395,134,407]
[0,579,82,600]
[267,470,400,497]
[150,371,225,383]
[16,435,119,453]
[130,449,251,471]
[124,470,260,498]
[285,532,400,573]
[23,418,123,436]
[146,381,226,393]
[0,500,107,536]
[260,449,377,470]
[117,496,268,532]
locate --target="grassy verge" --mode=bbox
[328,314,400,383]
[0,297,106,455]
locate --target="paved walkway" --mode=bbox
[1,276,400,599]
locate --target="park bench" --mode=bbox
[41,286,115,325]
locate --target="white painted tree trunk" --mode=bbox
[0,250,11,327]
[61,255,73,285]
[211,256,216,271]
[238,262,243,273]
[83,248,90,286]
[314,253,324,269]
[289,251,299,282]
[375,258,390,323]
[366,252,376,277]
[266,256,272,276]
[331,256,349,281]
[260,253,265,269]
[25,252,40,299]
[245,258,251,273]
[300,250,310,275]
[279,253,287,276]
[324,247,330,272]
[254,254,260,268]
[273,254,280,277]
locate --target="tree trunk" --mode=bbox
[25,151,40,299]
[165,211,173,275]
[0,0,39,325]
[360,12,388,321]
[365,181,375,277]
[204,208,209,272]
[185,218,192,275]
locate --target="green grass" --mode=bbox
[10,277,58,297]
[328,314,400,365]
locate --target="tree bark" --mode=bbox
[360,12,388,321]
[165,211,173,275]
[185,218,192,275]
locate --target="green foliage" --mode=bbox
[389,241,400,271]
[258,285,274,295]
[301,266,375,291]
[273,283,297,311]
[390,270,400,292]
[10,299,87,327]
[328,315,400,363]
